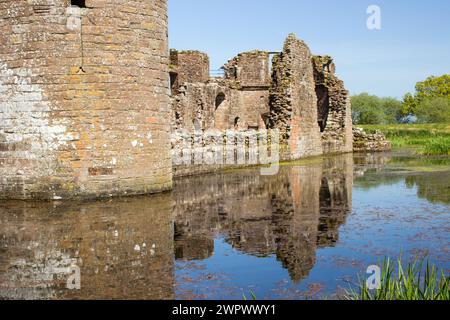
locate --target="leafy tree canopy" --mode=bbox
[351,93,402,125]
[402,74,450,119]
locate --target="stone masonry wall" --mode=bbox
[224,51,270,88]
[312,56,353,154]
[269,34,323,160]
[170,50,209,89]
[0,0,172,199]
[170,34,357,177]
[170,49,273,177]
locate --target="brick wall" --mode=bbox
[0,0,172,199]
[170,50,210,86]
[224,51,270,88]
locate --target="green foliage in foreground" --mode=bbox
[344,257,449,300]
[242,291,257,300]
[361,124,450,155]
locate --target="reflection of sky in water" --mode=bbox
[176,175,450,300]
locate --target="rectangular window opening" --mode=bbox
[71,0,86,8]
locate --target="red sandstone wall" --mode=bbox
[0,0,172,199]
[269,34,323,160]
[224,51,270,88]
[170,50,210,86]
[313,56,353,154]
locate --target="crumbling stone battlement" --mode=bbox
[269,34,323,159]
[170,50,210,94]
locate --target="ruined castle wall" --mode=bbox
[0,0,172,199]
[170,35,355,178]
[224,51,270,88]
[172,81,236,132]
[236,90,270,130]
[171,82,269,132]
[269,34,323,160]
[171,80,273,178]
[170,50,209,86]
[171,128,275,178]
[313,56,353,154]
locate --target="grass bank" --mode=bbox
[360,124,450,155]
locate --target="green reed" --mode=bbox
[345,257,449,300]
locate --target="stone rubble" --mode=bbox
[353,127,392,152]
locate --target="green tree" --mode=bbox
[402,92,417,116]
[415,97,450,124]
[402,74,450,122]
[381,97,403,123]
[415,75,450,100]
[351,93,402,125]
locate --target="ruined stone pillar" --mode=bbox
[0,0,172,199]
[269,34,323,160]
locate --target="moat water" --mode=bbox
[0,151,449,300]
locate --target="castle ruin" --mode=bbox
[170,34,353,176]
[1,0,354,199]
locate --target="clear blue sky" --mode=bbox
[168,0,450,98]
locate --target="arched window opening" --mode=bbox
[215,93,226,110]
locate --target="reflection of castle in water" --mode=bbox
[173,154,353,283]
[0,196,175,300]
[0,154,354,299]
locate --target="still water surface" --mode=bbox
[0,151,449,299]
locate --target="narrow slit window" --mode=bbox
[71,0,86,7]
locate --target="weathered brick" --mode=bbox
[0,0,172,200]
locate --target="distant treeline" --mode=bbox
[352,74,450,125]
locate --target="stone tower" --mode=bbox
[0,0,172,199]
